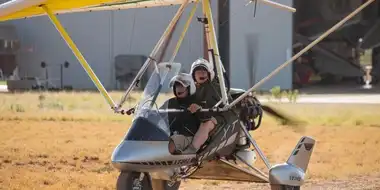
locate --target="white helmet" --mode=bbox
[169,73,196,95]
[190,58,215,81]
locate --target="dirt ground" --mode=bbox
[1,119,380,190]
[180,174,380,190]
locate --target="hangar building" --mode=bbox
[1,0,380,92]
[0,0,293,91]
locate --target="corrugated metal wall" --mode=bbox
[229,0,293,90]
[2,0,293,91]
[7,4,214,90]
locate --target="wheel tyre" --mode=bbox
[151,179,181,190]
[116,171,152,190]
[270,184,300,190]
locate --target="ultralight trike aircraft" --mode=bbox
[0,0,376,189]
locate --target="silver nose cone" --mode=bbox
[111,140,196,172]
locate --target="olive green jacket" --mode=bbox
[194,79,223,109]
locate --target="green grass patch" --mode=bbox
[263,102,380,127]
[1,91,379,127]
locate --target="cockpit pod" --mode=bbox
[111,62,197,173]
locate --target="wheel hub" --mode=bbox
[132,178,142,190]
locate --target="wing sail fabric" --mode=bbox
[0,0,186,22]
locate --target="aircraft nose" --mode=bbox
[111,117,196,171]
[111,140,170,163]
[111,140,196,171]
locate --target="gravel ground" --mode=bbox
[180,174,380,190]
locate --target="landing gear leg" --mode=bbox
[238,121,311,190]
[238,121,271,169]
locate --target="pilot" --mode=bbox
[179,58,226,154]
[166,73,201,154]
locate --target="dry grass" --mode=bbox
[0,121,125,190]
[0,91,172,122]
[263,102,380,127]
[1,92,380,189]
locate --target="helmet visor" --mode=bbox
[169,75,192,88]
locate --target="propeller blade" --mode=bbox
[261,104,305,126]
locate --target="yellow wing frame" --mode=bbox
[0,0,187,22]
[0,0,193,111]
[0,0,296,111]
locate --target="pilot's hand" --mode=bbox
[188,104,201,113]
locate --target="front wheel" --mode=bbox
[116,171,152,190]
[116,171,181,190]
[270,184,300,190]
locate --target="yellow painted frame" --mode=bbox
[41,4,117,109]
[202,0,229,105]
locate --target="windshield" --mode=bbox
[132,62,182,135]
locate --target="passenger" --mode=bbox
[180,58,225,154]
[166,73,201,154]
